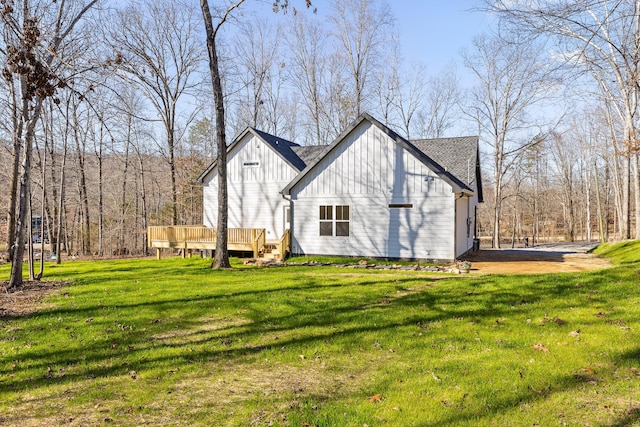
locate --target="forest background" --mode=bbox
[1,0,638,268]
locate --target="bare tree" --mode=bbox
[329,0,393,118]
[200,0,246,269]
[109,0,203,226]
[391,61,428,140]
[233,18,281,130]
[201,0,311,268]
[549,132,578,241]
[414,68,461,139]
[3,0,99,288]
[462,34,555,248]
[487,0,640,239]
[286,13,329,144]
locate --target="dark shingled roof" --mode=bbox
[251,128,308,171]
[291,145,329,166]
[411,137,479,188]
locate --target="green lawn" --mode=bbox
[1,245,640,426]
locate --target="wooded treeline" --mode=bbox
[1,0,639,279]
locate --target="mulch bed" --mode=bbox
[0,280,67,318]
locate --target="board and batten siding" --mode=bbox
[290,121,457,260]
[202,134,298,239]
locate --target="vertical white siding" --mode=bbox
[291,121,457,260]
[202,134,298,239]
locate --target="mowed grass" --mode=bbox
[1,245,640,426]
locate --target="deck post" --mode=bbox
[156,248,161,260]
[251,229,257,258]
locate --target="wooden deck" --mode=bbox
[147,226,289,261]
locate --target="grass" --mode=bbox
[1,245,640,426]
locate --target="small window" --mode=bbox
[389,204,413,209]
[319,205,333,236]
[243,161,259,167]
[335,205,349,236]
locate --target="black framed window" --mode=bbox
[335,205,350,236]
[319,205,333,236]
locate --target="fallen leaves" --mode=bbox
[532,344,550,353]
[368,394,384,403]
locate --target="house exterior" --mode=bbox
[196,127,326,240]
[198,113,482,261]
[281,113,482,261]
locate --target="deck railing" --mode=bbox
[147,226,266,258]
[277,229,290,261]
[252,228,266,257]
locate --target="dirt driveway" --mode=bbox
[465,242,611,274]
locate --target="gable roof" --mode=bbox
[196,127,327,183]
[282,113,476,196]
[412,136,483,202]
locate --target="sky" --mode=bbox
[241,0,493,77]
[392,1,493,75]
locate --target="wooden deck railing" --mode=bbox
[277,229,290,261]
[147,226,266,259]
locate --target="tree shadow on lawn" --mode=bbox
[0,273,594,383]
[403,345,640,427]
[2,266,637,424]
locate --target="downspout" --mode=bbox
[454,193,465,260]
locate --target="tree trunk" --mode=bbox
[168,128,178,226]
[201,0,239,269]
[7,79,23,264]
[119,116,132,255]
[73,105,91,255]
[594,161,606,243]
[8,94,42,289]
[635,152,640,238]
[54,125,68,265]
[138,150,149,256]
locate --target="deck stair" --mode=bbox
[259,243,280,261]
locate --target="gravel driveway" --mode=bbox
[465,242,611,274]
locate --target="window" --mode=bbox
[242,161,259,167]
[319,205,333,236]
[335,205,350,236]
[319,205,350,237]
[389,203,413,209]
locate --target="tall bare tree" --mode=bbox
[200,0,245,269]
[3,0,99,289]
[415,68,461,139]
[233,18,281,130]
[329,0,392,119]
[109,0,203,226]
[463,34,555,248]
[286,13,330,144]
[487,0,640,239]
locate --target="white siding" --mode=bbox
[290,121,457,260]
[295,123,450,198]
[455,196,470,257]
[202,134,299,239]
[291,194,455,260]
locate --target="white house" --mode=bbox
[197,127,326,240]
[281,113,482,261]
[198,113,482,261]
